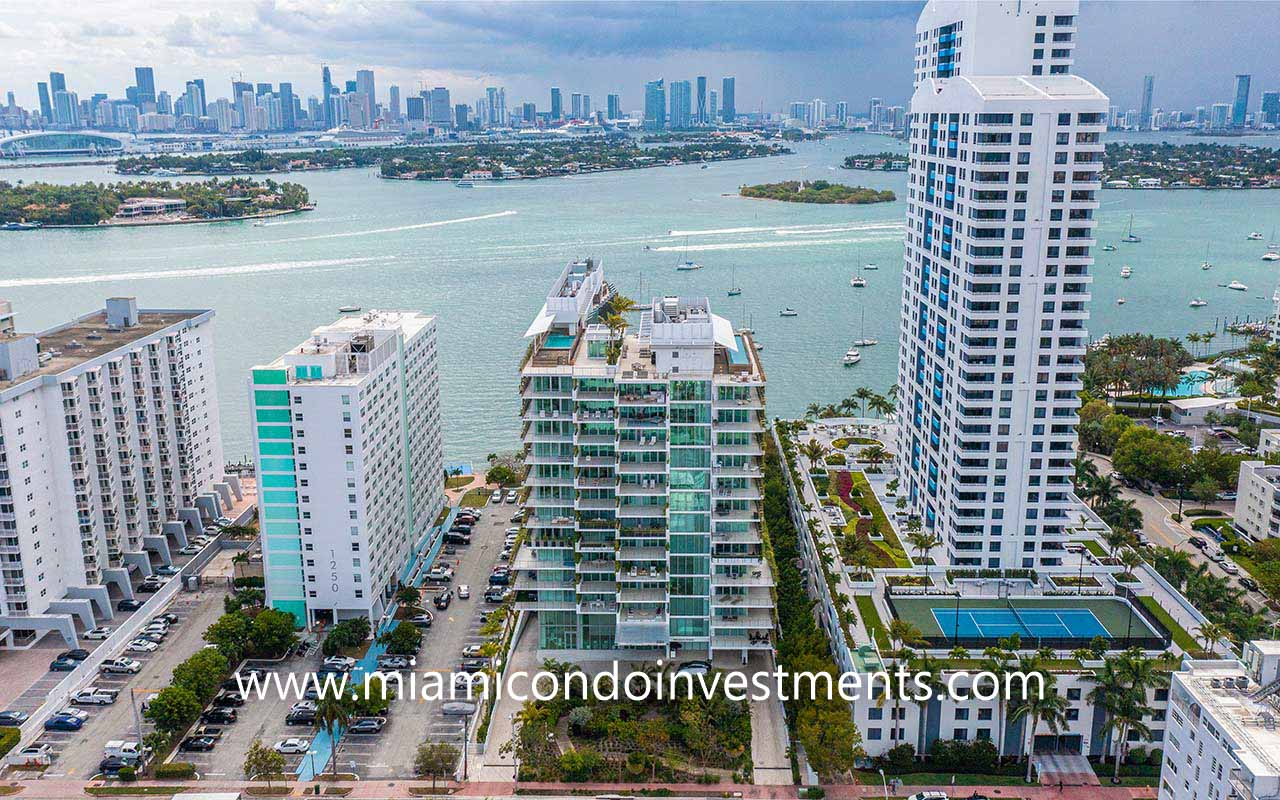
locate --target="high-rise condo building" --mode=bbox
[321,66,334,129]
[49,71,66,96]
[606,94,622,121]
[0,297,230,647]
[388,85,401,121]
[720,77,735,122]
[279,82,295,129]
[518,259,770,660]
[428,88,452,126]
[37,82,52,122]
[1262,91,1280,126]
[550,87,562,121]
[1233,74,1252,127]
[1140,75,1155,130]
[913,0,1078,86]
[644,80,666,131]
[709,90,718,124]
[896,0,1106,569]
[696,76,707,124]
[134,67,156,106]
[669,80,692,129]
[355,69,376,127]
[248,311,444,629]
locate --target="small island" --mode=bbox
[738,180,896,204]
[842,152,909,171]
[1103,142,1280,189]
[0,178,312,228]
[115,147,378,175]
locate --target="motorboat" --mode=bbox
[779,308,798,317]
[1116,298,1126,305]
[1189,298,1208,307]
[676,261,703,271]
[338,305,362,313]
[864,263,879,270]
[727,287,742,296]
[455,180,475,188]
[1201,262,1213,270]
[842,349,862,365]
[850,276,867,288]
[1248,231,1264,240]
[252,220,267,227]
[1,221,42,231]
[1262,247,1280,262]
[1120,265,1132,278]
[853,337,879,347]
[1228,280,1248,291]
[1102,244,1117,252]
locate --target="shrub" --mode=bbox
[0,727,18,757]
[118,765,137,782]
[323,617,370,656]
[232,576,265,588]
[155,762,197,779]
[880,743,916,773]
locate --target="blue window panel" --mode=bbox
[261,474,297,489]
[263,490,299,504]
[263,521,300,536]
[263,506,299,521]
[260,457,296,472]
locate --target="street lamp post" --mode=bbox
[878,767,889,800]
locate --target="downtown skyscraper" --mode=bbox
[897,0,1107,569]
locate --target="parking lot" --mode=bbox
[21,583,231,779]
[174,496,514,781]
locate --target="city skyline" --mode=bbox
[3,1,1280,116]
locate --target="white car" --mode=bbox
[100,658,141,674]
[504,527,520,536]
[457,584,470,599]
[127,639,158,653]
[490,490,502,503]
[1221,561,1240,575]
[505,490,519,503]
[427,566,454,582]
[462,644,484,658]
[274,738,311,754]
[322,656,356,671]
[83,627,112,640]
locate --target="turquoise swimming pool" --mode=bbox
[1159,369,1212,397]
[543,333,575,350]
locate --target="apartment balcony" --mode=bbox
[617,460,667,474]
[712,588,774,608]
[574,475,617,490]
[579,599,619,615]
[615,609,669,646]
[524,494,572,509]
[617,586,667,604]
[711,633,773,651]
[713,443,763,457]
[617,416,667,429]
[575,538,616,555]
[714,486,762,501]
[574,389,615,402]
[617,545,668,561]
[526,514,575,529]
[712,529,763,546]
[618,436,666,451]
[521,386,573,401]
[712,553,764,568]
[576,497,617,512]
[524,452,572,467]
[618,503,666,518]
[712,568,774,589]
[617,391,667,406]
[523,407,572,423]
[577,556,616,573]
[713,420,763,434]
[516,598,577,612]
[712,462,761,478]
[618,481,667,496]
[527,474,574,487]
[618,562,665,581]
[575,455,617,469]
[575,410,616,424]
[712,609,774,629]
[514,575,575,592]
[575,433,615,446]
[713,393,764,411]
[713,508,758,523]
[524,430,575,445]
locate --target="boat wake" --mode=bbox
[650,234,900,253]
[668,221,900,238]
[0,256,392,288]
[266,210,519,244]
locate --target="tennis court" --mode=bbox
[886,595,1167,648]
[930,607,1110,640]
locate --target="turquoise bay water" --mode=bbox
[4,132,1280,464]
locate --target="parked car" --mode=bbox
[484,588,509,603]
[459,658,489,673]
[1221,561,1240,575]
[457,584,470,599]
[49,657,78,672]
[71,688,120,706]
[274,738,311,754]
[323,655,357,671]
[443,532,471,546]
[462,644,483,658]
[376,655,415,670]
[44,714,84,731]
[286,708,317,726]
[211,691,245,707]
[505,490,519,503]
[1188,536,1208,550]
[676,660,713,677]
[99,657,142,675]
[442,701,478,716]
[490,490,503,503]
[98,756,140,776]
[153,612,179,625]
[0,711,29,726]
[1240,576,1260,592]
[83,626,113,640]
[1217,491,1238,501]
[178,544,200,555]
[409,612,434,628]
[906,793,949,800]
[7,744,53,767]
[427,566,454,582]
[154,565,181,576]
[58,649,90,662]
[487,571,510,586]
[434,589,453,610]
[215,516,232,526]
[179,736,217,752]
[127,639,159,653]
[347,717,386,734]
[202,708,238,724]
[116,599,145,611]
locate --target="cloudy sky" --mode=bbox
[3,1,1278,116]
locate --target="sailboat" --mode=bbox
[852,307,878,347]
[1102,244,1117,252]
[1122,214,1142,243]
[1201,243,1213,270]
[727,266,742,296]
[676,237,702,271]
[1189,298,1208,307]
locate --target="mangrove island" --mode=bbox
[1103,142,1280,189]
[738,180,896,204]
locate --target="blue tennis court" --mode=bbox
[930,607,1111,640]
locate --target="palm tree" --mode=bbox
[861,444,889,470]
[799,440,827,466]
[1010,657,1071,783]
[868,393,896,420]
[1072,455,1099,492]
[852,387,875,419]
[908,654,946,755]
[315,693,355,777]
[980,637,1018,759]
[231,551,250,579]
[1086,476,1121,509]
[805,402,823,421]
[1195,621,1233,656]
[885,619,926,742]
[1118,548,1145,581]
[1186,332,1203,358]
[905,528,942,581]
[601,312,627,364]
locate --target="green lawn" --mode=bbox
[1138,596,1208,658]
[855,594,890,650]
[1084,540,1109,558]
[445,475,472,489]
[459,488,491,508]
[891,773,1030,786]
[846,471,911,567]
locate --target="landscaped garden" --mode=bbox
[828,470,911,568]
